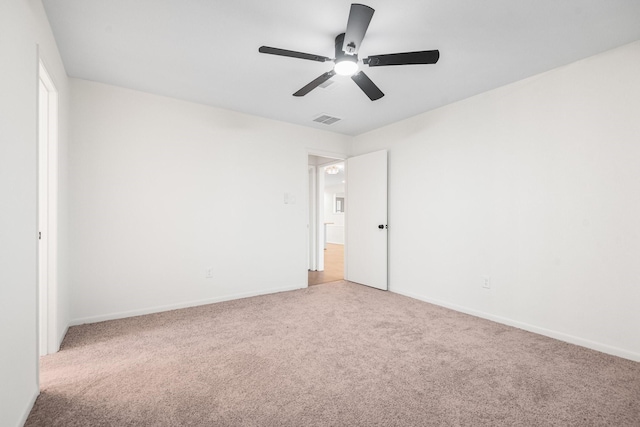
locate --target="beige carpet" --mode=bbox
[27,282,640,426]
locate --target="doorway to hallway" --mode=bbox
[307,150,389,290]
[308,155,345,285]
[308,243,344,285]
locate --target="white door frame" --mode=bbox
[308,165,317,271]
[316,164,326,271]
[38,59,59,356]
[307,151,345,279]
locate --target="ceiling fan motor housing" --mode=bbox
[335,33,358,61]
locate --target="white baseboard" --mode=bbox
[391,288,640,362]
[55,324,69,352]
[69,284,304,326]
[18,389,39,427]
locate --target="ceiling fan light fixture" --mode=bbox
[334,57,359,76]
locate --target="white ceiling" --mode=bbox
[42,0,640,136]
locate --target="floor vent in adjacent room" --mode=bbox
[313,114,342,125]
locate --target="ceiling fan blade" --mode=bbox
[293,70,336,97]
[259,46,331,62]
[342,4,375,55]
[351,71,384,101]
[364,50,440,67]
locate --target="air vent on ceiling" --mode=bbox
[313,114,342,125]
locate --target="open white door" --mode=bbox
[345,150,388,290]
[38,61,59,355]
[38,76,49,356]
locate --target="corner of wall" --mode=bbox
[18,389,40,427]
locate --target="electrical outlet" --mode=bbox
[482,276,491,289]
[205,268,213,279]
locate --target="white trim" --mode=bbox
[343,161,348,280]
[56,325,69,351]
[69,285,304,326]
[392,287,640,362]
[308,165,317,271]
[316,168,325,271]
[307,149,345,161]
[18,389,39,427]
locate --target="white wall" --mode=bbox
[351,41,640,361]
[0,1,70,426]
[69,79,349,323]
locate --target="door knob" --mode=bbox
[378,224,385,229]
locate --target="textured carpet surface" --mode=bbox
[27,281,640,426]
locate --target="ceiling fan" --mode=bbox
[258,3,440,101]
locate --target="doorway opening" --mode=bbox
[308,155,345,286]
[38,60,59,356]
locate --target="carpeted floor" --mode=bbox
[27,281,640,426]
